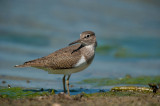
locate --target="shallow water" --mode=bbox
[0,0,160,90]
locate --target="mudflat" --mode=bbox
[1,90,160,106]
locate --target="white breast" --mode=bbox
[74,55,87,67]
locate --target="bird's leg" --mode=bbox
[63,75,66,93]
[66,74,71,96]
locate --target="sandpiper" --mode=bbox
[15,31,97,95]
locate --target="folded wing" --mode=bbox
[15,44,82,69]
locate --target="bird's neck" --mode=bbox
[82,43,96,57]
[85,43,96,52]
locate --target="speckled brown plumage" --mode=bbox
[16,44,82,69]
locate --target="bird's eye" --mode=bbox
[85,34,90,38]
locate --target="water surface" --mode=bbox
[0,0,160,90]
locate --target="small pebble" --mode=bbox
[70,85,74,88]
[26,80,30,83]
[52,103,61,106]
[2,81,6,84]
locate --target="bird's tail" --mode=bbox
[14,64,29,68]
[14,59,43,68]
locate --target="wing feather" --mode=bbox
[15,44,82,69]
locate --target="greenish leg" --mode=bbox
[66,74,71,96]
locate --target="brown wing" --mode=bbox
[15,44,82,69]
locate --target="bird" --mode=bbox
[15,31,97,95]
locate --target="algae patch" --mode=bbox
[96,45,116,54]
[81,90,155,98]
[0,87,54,99]
[78,75,160,86]
[96,44,160,58]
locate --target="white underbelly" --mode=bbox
[35,63,90,75]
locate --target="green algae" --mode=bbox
[114,47,150,58]
[96,44,160,58]
[96,45,117,54]
[81,91,155,98]
[78,75,160,87]
[0,87,54,99]
[111,86,153,93]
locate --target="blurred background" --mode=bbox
[0,0,160,89]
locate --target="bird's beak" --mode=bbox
[69,39,81,45]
